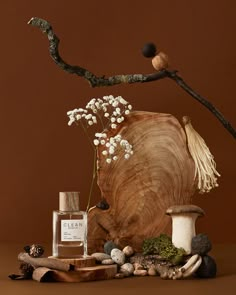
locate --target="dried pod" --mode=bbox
[24,244,44,258]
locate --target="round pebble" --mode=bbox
[148,266,157,276]
[111,248,126,265]
[91,252,111,262]
[133,269,148,276]
[101,258,115,265]
[120,263,134,276]
[123,246,134,257]
[196,255,217,278]
[191,234,212,255]
[104,241,118,255]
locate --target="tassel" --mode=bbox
[183,116,220,194]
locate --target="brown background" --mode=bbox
[0,0,235,246]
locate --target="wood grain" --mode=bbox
[88,111,196,253]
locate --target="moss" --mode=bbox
[142,234,186,265]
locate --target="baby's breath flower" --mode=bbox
[104,113,110,118]
[124,154,130,159]
[93,139,99,146]
[106,158,112,164]
[111,124,117,129]
[102,150,108,155]
[100,140,106,145]
[113,156,118,161]
[111,117,116,123]
[125,110,130,115]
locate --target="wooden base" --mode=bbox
[48,255,96,268]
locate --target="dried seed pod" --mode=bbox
[24,244,44,258]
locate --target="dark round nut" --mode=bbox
[142,43,157,58]
[191,234,212,255]
[196,255,217,278]
[104,241,119,255]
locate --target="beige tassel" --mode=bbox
[183,116,220,194]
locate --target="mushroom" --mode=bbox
[166,205,205,254]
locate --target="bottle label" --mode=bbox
[61,220,85,241]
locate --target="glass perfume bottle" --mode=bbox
[52,192,87,258]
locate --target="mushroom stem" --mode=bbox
[171,213,198,254]
[166,205,205,254]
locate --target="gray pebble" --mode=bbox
[101,258,115,265]
[91,252,111,262]
[104,241,119,255]
[111,248,126,265]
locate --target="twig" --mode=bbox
[28,17,236,139]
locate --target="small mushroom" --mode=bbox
[166,205,205,254]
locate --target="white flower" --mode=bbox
[118,96,128,105]
[117,118,122,123]
[113,156,118,161]
[85,114,92,120]
[111,117,116,123]
[128,104,132,110]
[102,150,108,155]
[111,124,117,129]
[124,154,130,159]
[106,142,110,147]
[109,147,115,154]
[76,114,81,120]
[106,158,112,164]
[125,110,130,115]
[100,140,106,145]
[88,120,93,126]
[93,139,99,146]
[104,113,110,118]
[115,108,121,114]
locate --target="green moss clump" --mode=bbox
[142,234,186,265]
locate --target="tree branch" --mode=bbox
[28,17,236,139]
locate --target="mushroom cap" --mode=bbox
[166,204,205,217]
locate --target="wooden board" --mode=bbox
[48,256,96,268]
[88,111,196,253]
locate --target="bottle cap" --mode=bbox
[59,192,80,211]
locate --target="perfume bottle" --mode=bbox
[52,192,87,258]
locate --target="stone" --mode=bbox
[101,259,115,265]
[111,248,126,265]
[123,246,134,257]
[191,234,212,255]
[104,241,119,255]
[120,263,134,276]
[114,273,125,279]
[148,266,157,276]
[196,255,217,278]
[91,253,111,262]
[133,263,144,270]
[133,269,148,276]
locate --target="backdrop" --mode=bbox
[0,0,235,245]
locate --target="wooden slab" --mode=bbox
[48,256,96,268]
[88,111,196,253]
[33,264,118,282]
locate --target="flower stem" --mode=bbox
[86,147,97,212]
